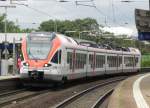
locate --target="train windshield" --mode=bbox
[27,33,55,60]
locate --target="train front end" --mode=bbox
[20,32,62,83]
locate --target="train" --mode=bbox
[20,32,141,83]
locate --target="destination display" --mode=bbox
[30,36,50,41]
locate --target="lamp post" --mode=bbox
[4,6,7,60]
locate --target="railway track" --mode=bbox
[0,76,127,108]
[54,77,124,108]
[0,88,27,97]
[91,89,113,108]
[0,88,51,107]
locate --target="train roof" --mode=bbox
[56,33,141,55]
[26,32,140,55]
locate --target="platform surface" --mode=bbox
[0,75,19,81]
[108,73,150,108]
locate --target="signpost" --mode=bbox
[0,1,16,59]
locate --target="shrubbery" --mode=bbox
[141,54,150,67]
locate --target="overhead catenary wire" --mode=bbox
[9,0,146,29]
[112,0,144,27]
[114,1,133,25]
[92,0,134,27]
[75,0,124,27]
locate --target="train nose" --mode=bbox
[30,72,37,79]
[29,71,44,80]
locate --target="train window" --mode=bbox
[107,56,118,67]
[96,55,105,68]
[67,52,86,69]
[58,50,61,64]
[75,53,87,69]
[51,52,58,64]
[51,50,61,64]
[124,57,134,67]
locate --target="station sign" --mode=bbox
[135,9,150,40]
[2,48,9,55]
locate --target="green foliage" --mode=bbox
[141,54,150,67]
[0,14,5,32]
[21,28,34,33]
[0,14,22,33]
[39,18,99,34]
[0,14,34,33]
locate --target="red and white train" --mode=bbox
[20,32,141,82]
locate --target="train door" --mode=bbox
[85,50,89,77]
[60,48,67,75]
[66,49,87,80]
[87,51,96,77]
[134,55,140,72]
[74,50,87,79]
[94,53,105,76]
[66,49,75,80]
[117,54,123,73]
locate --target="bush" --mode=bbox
[141,54,150,67]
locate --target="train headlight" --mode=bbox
[44,64,48,67]
[26,63,29,66]
[44,63,51,67]
[23,62,29,66]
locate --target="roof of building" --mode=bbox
[0,33,28,43]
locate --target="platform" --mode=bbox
[0,75,19,81]
[108,73,150,108]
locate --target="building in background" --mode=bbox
[135,9,150,40]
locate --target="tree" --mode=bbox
[0,14,21,33]
[39,18,99,34]
[0,14,5,32]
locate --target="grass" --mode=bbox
[141,54,150,67]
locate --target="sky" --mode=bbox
[0,0,149,35]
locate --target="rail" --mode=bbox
[0,88,51,107]
[91,89,114,108]
[141,67,150,73]
[54,77,125,108]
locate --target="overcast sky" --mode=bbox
[0,0,149,34]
